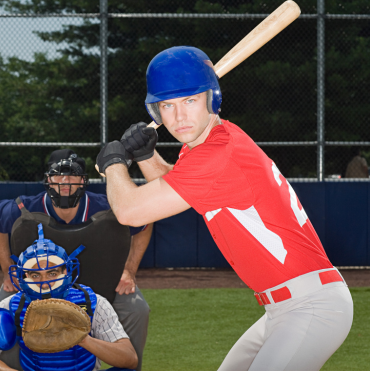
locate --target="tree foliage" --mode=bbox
[0,0,369,180]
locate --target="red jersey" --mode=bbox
[163,120,332,292]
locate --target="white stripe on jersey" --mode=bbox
[205,208,222,221]
[228,206,287,264]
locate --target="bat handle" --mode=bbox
[95,164,106,178]
[148,121,162,129]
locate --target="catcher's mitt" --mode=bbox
[23,298,91,353]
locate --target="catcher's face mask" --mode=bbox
[9,223,85,301]
[44,154,89,209]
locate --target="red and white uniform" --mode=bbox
[163,120,332,292]
[164,120,352,371]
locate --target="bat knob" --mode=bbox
[147,121,162,129]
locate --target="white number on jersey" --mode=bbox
[272,162,308,227]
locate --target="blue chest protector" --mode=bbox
[10,284,97,371]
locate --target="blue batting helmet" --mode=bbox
[9,223,85,301]
[145,46,222,124]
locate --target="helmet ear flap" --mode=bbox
[146,102,162,125]
[206,89,214,114]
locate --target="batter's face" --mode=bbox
[26,261,66,290]
[158,92,212,148]
[48,175,84,197]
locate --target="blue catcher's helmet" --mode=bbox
[145,46,222,125]
[9,223,85,301]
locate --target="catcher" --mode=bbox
[0,223,138,371]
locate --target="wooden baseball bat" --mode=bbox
[96,1,300,176]
[148,0,300,129]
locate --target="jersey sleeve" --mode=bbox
[163,142,228,214]
[163,141,254,215]
[91,294,128,343]
[0,199,21,234]
[129,225,147,236]
[86,191,111,217]
[0,296,12,310]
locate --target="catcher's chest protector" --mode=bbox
[11,199,131,303]
[10,285,97,371]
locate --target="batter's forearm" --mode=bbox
[125,224,153,275]
[105,163,188,226]
[106,164,139,221]
[138,150,173,182]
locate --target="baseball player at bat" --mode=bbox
[96,46,353,370]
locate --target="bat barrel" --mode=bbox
[214,1,301,78]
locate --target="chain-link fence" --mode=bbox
[0,0,369,182]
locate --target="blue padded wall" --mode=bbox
[325,182,368,266]
[1,181,369,267]
[292,182,326,246]
[154,208,198,267]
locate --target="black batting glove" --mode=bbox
[120,122,158,162]
[96,140,133,175]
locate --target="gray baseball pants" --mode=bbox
[0,285,150,371]
[218,269,353,371]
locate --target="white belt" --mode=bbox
[254,268,346,306]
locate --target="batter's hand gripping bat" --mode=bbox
[96,1,300,175]
[148,0,301,129]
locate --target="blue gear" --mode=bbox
[145,46,222,124]
[0,308,16,351]
[10,285,98,371]
[9,223,84,301]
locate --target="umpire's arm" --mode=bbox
[116,223,154,295]
[0,359,17,370]
[0,233,18,293]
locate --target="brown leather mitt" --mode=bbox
[22,298,91,353]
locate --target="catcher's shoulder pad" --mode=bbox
[23,299,91,353]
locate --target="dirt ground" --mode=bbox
[134,268,370,289]
[2,268,368,289]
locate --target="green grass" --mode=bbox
[102,288,370,371]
